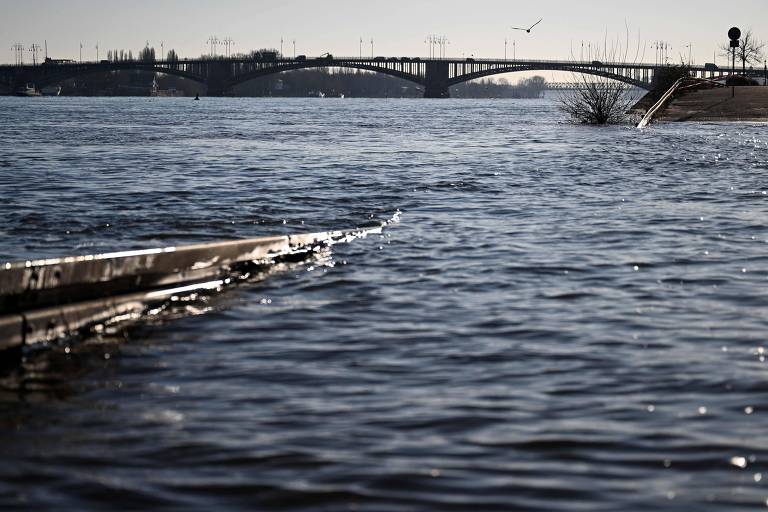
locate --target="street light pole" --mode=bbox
[12,43,24,65]
[29,44,42,65]
[207,36,218,57]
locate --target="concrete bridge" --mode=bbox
[0,56,743,98]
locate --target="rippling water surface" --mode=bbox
[2,96,768,510]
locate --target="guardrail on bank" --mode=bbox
[637,77,727,128]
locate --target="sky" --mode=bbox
[2,0,767,67]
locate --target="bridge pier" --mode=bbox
[424,61,450,98]
[205,61,233,97]
[206,85,227,97]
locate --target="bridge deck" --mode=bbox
[0,56,751,98]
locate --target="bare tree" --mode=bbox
[720,29,765,73]
[559,75,638,124]
[558,27,641,124]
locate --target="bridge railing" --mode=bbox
[0,57,699,70]
[2,57,740,77]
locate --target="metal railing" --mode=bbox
[0,57,713,71]
[0,222,391,352]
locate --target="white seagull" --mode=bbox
[511,19,543,34]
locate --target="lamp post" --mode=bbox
[29,43,42,65]
[439,36,449,59]
[207,36,218,57]
[504,39,507,61]
[12,43,24,65]
[224,38,235,58]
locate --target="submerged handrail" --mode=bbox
[0,218,398,354]
[637,77,728,128]
[637,78,685,129]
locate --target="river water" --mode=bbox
[1,97,768,511]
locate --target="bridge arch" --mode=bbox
[33,63,207,89]
[224,61,425,91]
[3,58,660,98]
[449,64,651,90]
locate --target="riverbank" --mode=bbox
[655,86,768,122]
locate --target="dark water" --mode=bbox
[2,97,768,511]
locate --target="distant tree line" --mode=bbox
[104,46,179,63]
[452,76,547,99]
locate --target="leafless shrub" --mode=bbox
[558,26,642,124]
[558,76,638,124]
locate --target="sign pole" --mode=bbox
[728,27,741,99]
[733,47,736,97]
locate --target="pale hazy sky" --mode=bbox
[2,0,767,66]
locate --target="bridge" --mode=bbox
[0,56,743,98]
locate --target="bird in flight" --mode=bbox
[512,18,543,34]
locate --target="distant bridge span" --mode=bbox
[0,56,738,97]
